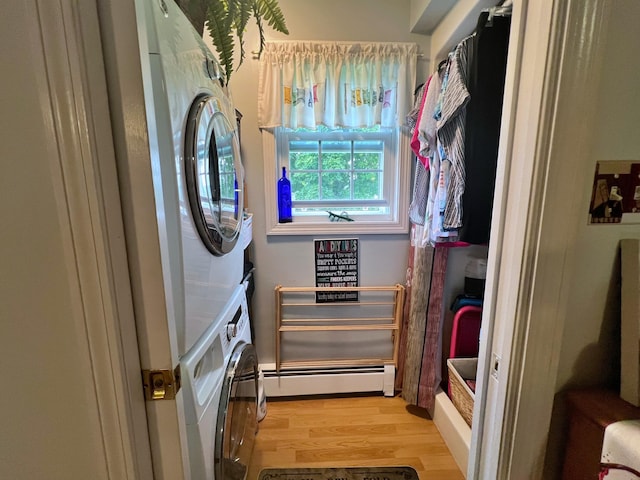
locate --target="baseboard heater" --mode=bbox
[259,362,395,397]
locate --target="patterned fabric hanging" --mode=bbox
[258,41,417,129]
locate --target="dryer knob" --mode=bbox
[226,323,238,340]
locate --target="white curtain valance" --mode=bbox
[258,41,418,129]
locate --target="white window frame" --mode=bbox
[263,127,412,235]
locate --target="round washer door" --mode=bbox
[215,343,258,480]
[184,94,243,256]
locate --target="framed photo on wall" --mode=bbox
[589,161,640,224]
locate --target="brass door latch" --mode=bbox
[141,366,181,401]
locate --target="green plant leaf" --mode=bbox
[179,0,289,84]
[255,0,289,35]
[205,0,235,83]
[252,2,266,59]
[228,0,252,68]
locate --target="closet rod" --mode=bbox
[484,0,513,20]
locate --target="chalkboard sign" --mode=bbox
[314,238,359,303]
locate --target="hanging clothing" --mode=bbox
[430,157,454,242]
[400,7,511,414]
[436,36,472,231]
[410,75,432,167]
[408,76,432,225]
[459,11,512,244]
[406,82,426,132]
[408,163,430,226]
[409,68,450,244]
[417,67,443,164]
[425,63,460,246]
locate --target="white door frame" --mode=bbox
[47,0,208,478]
[470,0,612,478]
[36,0,196,477]
[96,0,192,478]
[32,0,154,478]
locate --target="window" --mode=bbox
[258,40,416,234]
[263,125,411,235]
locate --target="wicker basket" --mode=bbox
[447,357,478,427]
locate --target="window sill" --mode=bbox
[267,219,409,236]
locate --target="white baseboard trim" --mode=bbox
[430,387,472,477]
[259,363,395,397]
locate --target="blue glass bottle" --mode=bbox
[277,166,292,223]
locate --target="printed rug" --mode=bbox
[257,466,419,480]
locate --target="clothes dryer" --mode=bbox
[144,0,245,356]
[181,284,258,480]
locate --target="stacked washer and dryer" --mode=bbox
[139,1,259,479]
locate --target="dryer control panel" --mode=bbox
[222,299,249,349]
[226,308,242,340]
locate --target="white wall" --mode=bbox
[555,0,640,392]
[410,0,458,34]
[429,0,496,61]
[0,4,110,479]
[545,0,640,475]
[204,0,431,363]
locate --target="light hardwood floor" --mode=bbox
[248,394,464,480]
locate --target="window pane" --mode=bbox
[291,151,319,170]
[321,141,351,170]
[220,172,235,203]
[354,140,383,169]
[354,151,383,170]
[290,140,319,169]
[291,172,319,200]
[353,172,381,199]
[219,155,235,204]
[321,172,351,200]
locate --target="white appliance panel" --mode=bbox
[181,284,256,480]
[146,0,244,356]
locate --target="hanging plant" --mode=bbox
[177,0,289,84]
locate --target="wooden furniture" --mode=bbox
[562,389,640,479]
[620,239,640,406]
[274,285,404,373]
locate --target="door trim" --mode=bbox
[470,0,613,478]
[36,0,154,478]
[97,0,194,478]
[500,1,611,478]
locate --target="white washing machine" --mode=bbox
[181,284,258,480]
[144,0,245,356]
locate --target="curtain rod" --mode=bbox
[265,40,419,47]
